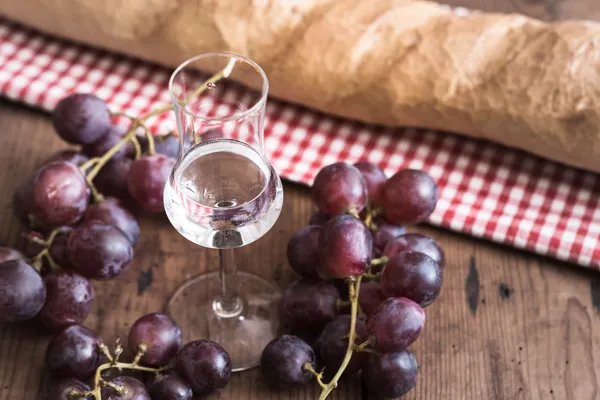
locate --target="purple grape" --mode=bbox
[127,154,176,213]
[383,233,445,267]
[312,163,368,216]
[358,281,387,316]
[94,157,133,201]
[176,340,231,396]
[280,279,340,334]
[128,313,182,366]
[83,125,134,159]
[317,215,372,279]
[45,325,102,379]
[47,378,91,400]
[154,133,180,159]
[102,376,150,400]
[354,161,387,206]
[363,350,418,399]
[308,210,329,226]
[52,93,111,145]
[382,169,438,224]
[371,219,406,258]
[286,225,321,278]
[0,259,46,322]
[38,270,95,330]
[380,251,442,307]
[0,247,24,263]
[66,221,134,280]
[49,229,73,269]
[42,150,90,167]
[367,297,425,352]
[316,315,368,375]
[260,335,315,388]
[149,374,193,400]
[83,197,140,244]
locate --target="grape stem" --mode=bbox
[27,227,70,271]
[371,256,388,266]
[302,363,327,389]
[353,336,376,352]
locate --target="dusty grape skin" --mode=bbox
[52,94,111,145]
[260,335,315,389]
[155,134,180,159]
[0,247,24,264]
[367,297,425,352]
[45,325,102,380]
[358,281,388,316]
[83,197,140,244]
[94,157,133,202]
[102,376,150,400]
[380,251,443,307]
[280,279,340,334]
[354,161,387,206]
[83,125,134,159]
[316,315,368,375]
[66,222,134,280]
[176,340,231,396]
[42,150,90,168]
[47,378,91,400]
[317,215,372,279]
[286,225,322,278]
[128,313,182,366]
[39,270,95,331]
[312,163,368,216]
[371,219,406,258]
[363,350,418,399]
[127,154,176,213]
[149,374,193,400]
[383,233,445,267]
[308,210,329,226]
[381,169,438,225]
[0,259,46,322]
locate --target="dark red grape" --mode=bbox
[260,335,315,389]
[102,376,150,400]
[149,374,193,400]
[38,270,95,330]
[47,378,91,400]
[367,297,425,352]
[358,282,387,316]
[95,157,133,201]
[30,161,90,228]
[83,197,140,244]
[383,233,445,267]
[176,340,231,396]
[280,279,340,334]
[363,350,418,399]
[371,219,406,258]
[83,125,134,159]
[316,315,368,375]
[0,260,46,322]
[45,325,102,379]
[154,133,180,159]
[312,163,368,216]
[354,161,387,206]
[308,210,329,226]
[52,93,111,145]
[49,229,73,269]
[286,225,321,278]
[380,251,442,307]
[381,169,438,224]
[42,150,90,167]
[66,221,134,280]
[0,247,24,263]
[128,313,182,366]
[127,154,176,213]
[317,215,372,279]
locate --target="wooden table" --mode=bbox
[1,1,599,399]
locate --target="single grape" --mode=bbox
[358,281,387,316]
[0,247,24,263]
[317,215,372,279]
[47,378,91,400]
[383,233,445,267]
[83,125,134,159]
[102,376,150,400]
[49,229,73,269]
[149,374,193,400]
[154,134,180,159]
[380,251,443,307]
[312,163,368,216]
[286,225,321,278]
[52,93,111,145]
[83,197,140,244]
[371,219,406,258]
[316,315,368,375]
[354,161,387,206]
[176,340,231,396]
[0,260,46,322]
[45,325,102,379]
[66,221,134,280]
[95,157,133,201]
[367,297,425,352]
[280,279,340,334]
[381,169,438,224]
[38,270,95,330]
[127,154,176,213]
[363,350,418,399]
[260,335,315,389]
[128,313,182,366]
[42,150,90,167]
[308,210,329,226]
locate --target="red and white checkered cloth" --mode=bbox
[0,18,599,269]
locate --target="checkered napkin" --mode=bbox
[0,17,599,269]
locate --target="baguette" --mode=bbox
[1,0,599,172]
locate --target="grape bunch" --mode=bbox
[45,312,231,399]
[261,162,444,399]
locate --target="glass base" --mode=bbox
[166,271,282,372]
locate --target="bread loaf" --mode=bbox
[2,0,599,172]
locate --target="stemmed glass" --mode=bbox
[164,53,284,371]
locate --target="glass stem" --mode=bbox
[214,248,244,318]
